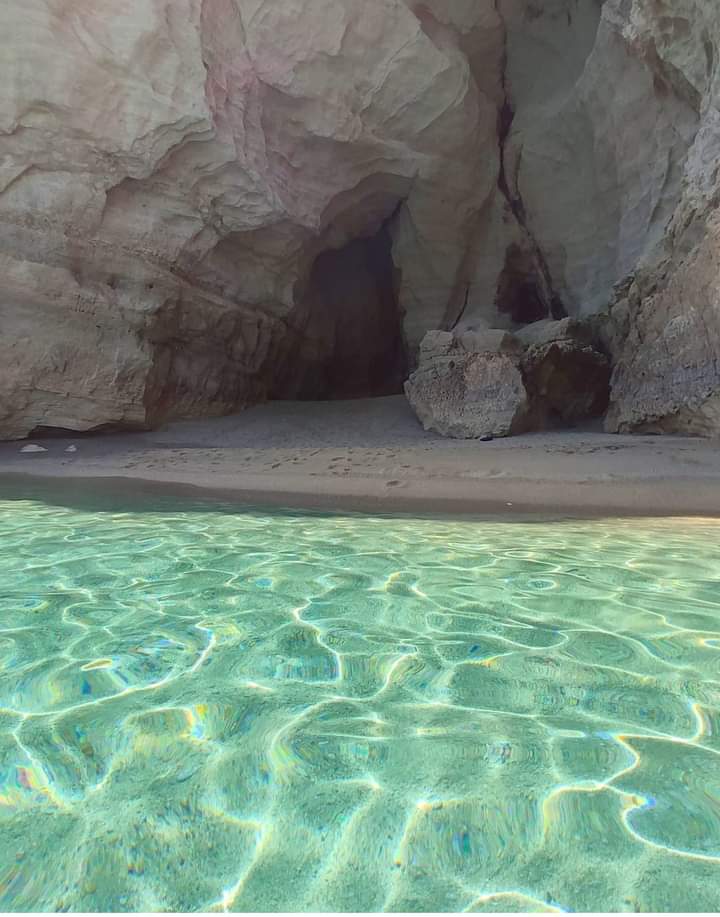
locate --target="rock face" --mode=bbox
[405,320,610,438]
[598,3,720,435]
[0,1,719,438]
[0,0,502,439]
[605,184,720,436]
[404,330,528,439]
[518,319,611,427]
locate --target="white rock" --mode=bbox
[0,0,502,439]
[20,444,48,454]
[65,445,78,453]
[0,0,718,437]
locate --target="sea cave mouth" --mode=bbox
[271,220,408,402]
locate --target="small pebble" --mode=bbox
[65,445,78,453]
[20,444,48,454]
[480,434,494,442]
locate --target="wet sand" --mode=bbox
[1,396,720,516]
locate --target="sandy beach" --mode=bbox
[1,395,720,516]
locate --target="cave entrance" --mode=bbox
[272,221,408,401]
[495,243,548,325]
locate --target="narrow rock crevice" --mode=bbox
[495,243,547,325]
[493,0,567,325]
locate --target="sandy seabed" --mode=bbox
[1,395,720,516]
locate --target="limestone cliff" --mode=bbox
[0,0,718,438]
[602,2,720,434]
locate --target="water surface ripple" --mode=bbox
[1,498,720,911]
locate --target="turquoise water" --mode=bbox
[1,488,720,912]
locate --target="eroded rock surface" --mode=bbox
[0,0,501,438]
[519,320,611,427]
[405,320,610,438]
[0,0,719,438]
[405,330,528,438]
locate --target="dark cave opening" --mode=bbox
[495,243,550,325]
[272,221,408,401]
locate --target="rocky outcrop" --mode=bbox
[0,1,719,438]
[602,3,720,434]
[518,319,611,427]
[605,218,720,435]
[405,320,610,438]
[0,0,502,438]
[446,0,720,436]
[404,329,528,439]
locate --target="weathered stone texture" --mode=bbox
[405,330,527,438]
[405,321,609,438]
[0,0,719,437]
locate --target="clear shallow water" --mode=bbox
[1,491,720,912]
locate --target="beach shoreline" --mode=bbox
[2,396,720,517]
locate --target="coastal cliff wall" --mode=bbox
[1,0,718,438]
